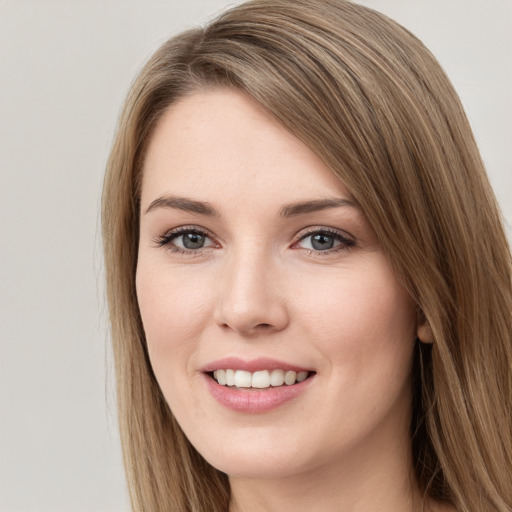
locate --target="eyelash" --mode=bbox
[154,225,355,256]
[154,225,217,256]
[294,227,355,255]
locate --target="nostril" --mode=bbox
[219,321,273,332]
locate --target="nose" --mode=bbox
[213,249,289,337]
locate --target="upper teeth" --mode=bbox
[212,369,309,388]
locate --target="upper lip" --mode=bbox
[202,357,312,373]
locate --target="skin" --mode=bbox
[136,88,438,512]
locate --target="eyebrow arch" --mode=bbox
[145,195,220,216]
[279,197,359,217]
[144,195,359,217]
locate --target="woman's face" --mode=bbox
[136,88,418,480]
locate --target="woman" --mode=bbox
[102,1,512,511]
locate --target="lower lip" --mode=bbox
[204,374,314,413]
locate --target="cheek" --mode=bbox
[135,263,214,364]
[292,259,416,377]
[291,266,417,447]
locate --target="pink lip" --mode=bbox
[201,357,315,413]
[202,357,311,373]
[204,375,314,413]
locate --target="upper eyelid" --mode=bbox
[294,225,354,241]
[153,225,218,250]
[160,224,352,238]
[163,225,216,239]
[155,224,355,249]
[292,226,356,253]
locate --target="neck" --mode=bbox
[230,464,420,512]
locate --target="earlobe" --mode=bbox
[417,322,434,344]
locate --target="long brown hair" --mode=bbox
[102,1,512,510]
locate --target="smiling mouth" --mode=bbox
[210,369,315,389]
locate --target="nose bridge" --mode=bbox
[215,242,288,336]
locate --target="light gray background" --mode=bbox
[0,1,510,511]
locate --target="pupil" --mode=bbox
[183,233,205,249]
[311,234,334,250]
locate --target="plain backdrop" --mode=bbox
[0,1,510,511]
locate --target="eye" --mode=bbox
[155,227,216,253]
[295,229,355,253]
[175,231,212,250]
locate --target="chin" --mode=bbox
[187,428,325,481]
[205,451,309,480]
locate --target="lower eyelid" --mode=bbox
[298,243,353,255]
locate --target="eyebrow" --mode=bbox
[144,195,359,216]
[145,196,220,216]
[278,197,359,216]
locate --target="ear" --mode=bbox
[417,321,434,344]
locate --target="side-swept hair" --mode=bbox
[102,1,512,510]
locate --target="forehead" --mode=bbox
[141,88,352,209]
